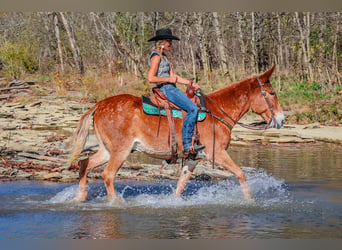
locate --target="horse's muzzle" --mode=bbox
[271,113,285,129]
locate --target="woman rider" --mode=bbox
[147,28,205,155]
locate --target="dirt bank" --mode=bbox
[1,80,341,183]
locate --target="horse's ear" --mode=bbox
[259,65,276,82]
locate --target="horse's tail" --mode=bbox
[67,104,97,167]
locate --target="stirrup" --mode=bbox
[184,144,205,160]
[190,144,205,153]
[183,151,206,160]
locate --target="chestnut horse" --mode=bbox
[69,66,284,202]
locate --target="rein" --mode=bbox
[200,77,276,169]
[202,77,276,131]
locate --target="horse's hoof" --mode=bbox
[74,198,85,203]
[108,197,125,206]
[245,197,256,205]
[74,192,87,203]
[243,194,255,203]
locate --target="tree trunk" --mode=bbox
[153,12,159,32]
[193,12,210,83]
[59,12,84,75]
[250,12,257,70]
[295,12,313,82]
[53,12,64,73]
[276,13,284,70]
[190,42,196,80]
[275,13,284,90]
[333,12,341,85]
[236,12,246,73]
[184,22,196,80]
[212,12,228,73]
[108,15,144,78]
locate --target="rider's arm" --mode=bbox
[169,65,201,89]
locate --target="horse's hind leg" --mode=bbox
[76,146,110,202]
[101,150,130,203]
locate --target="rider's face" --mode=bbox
[162,39,172,51]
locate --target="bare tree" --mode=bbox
[295,12,313,81]
[332,12,341,85]
[276,13,284,69]
[0,12,341,86]
[212,12,228,73]
[59,12,84,75]
[250,12,257,70]
[236,12,247,72]
[52,12,64,73]
[193,12,210,83]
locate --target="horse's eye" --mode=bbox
[269,92,276,96]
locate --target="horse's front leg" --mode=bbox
[215,149,252,200]
[175,159,199,196]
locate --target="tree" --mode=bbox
[53,12,64,73]
[294,12,313,81]
[212,12,228,74]
[59,12,84,75]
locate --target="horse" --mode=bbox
[68,65,285,202]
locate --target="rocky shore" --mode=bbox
[1,80,342,183]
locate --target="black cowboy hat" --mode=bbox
[148,28,180,42]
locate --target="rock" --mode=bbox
[34,171,62,180]
[15,170,33,179]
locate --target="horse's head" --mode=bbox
[250,66,285,129]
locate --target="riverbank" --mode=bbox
[1,79,342,183]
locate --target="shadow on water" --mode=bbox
[1,143,342,238]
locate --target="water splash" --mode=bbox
[125,168,292,209]
[46,168,298,211]
[47,184,78,203]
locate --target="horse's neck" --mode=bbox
[208,81,251,122]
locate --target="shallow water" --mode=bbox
[0,143,342,239]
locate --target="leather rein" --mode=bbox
[201,77,276,169]
[202,77,276,132]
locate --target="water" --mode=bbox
[1,143,342,239]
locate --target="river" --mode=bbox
[0,142,341,239]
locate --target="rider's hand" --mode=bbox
[191,82,201,90]
[169,75,177,83]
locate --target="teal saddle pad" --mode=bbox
[141,96,206,122]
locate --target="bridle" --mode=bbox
[200,77,277,169]
[239,77,277,130]
[202,77,277,131]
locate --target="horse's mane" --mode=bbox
[208,75,256,97]
[208,66,276,98]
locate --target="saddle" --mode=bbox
[141,84,206,163]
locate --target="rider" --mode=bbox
[147,28,205,155]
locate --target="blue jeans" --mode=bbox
[160,83,198,151]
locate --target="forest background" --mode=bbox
[0,12,341,124]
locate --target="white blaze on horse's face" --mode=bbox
[270,112,285,129]
[267,91,285,129]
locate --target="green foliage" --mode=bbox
[181,71,188,78]
[279,78,342,124]
[0,39,39,77]
[278,80,332,106]
[289,100,342,124]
